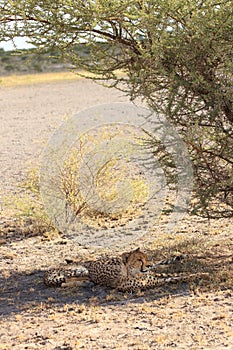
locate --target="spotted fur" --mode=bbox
[43,248,206,292]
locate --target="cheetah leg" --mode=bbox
[43,266,89,287]
[117,272,209,292]
[152,254,187,269]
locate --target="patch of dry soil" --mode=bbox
[0,80,232,350]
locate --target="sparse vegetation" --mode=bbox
[3,124,150,238]
[0,46,89,76]
[1,167,57,238]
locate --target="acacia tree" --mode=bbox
[1,0,232,217]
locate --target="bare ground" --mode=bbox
[0,79,232,350]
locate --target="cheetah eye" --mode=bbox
[139,259,146,267]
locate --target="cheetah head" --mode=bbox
[121,248,152,276]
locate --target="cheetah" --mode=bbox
[43,248,207,292]
[44,248,151,289]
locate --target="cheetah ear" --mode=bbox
[121,252,130,263]
[122,248,141,263]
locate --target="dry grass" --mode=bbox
[0,71,83,87]
[0,70,125,87]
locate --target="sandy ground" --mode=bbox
[0,79,129,193]
[0,79,232,350]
